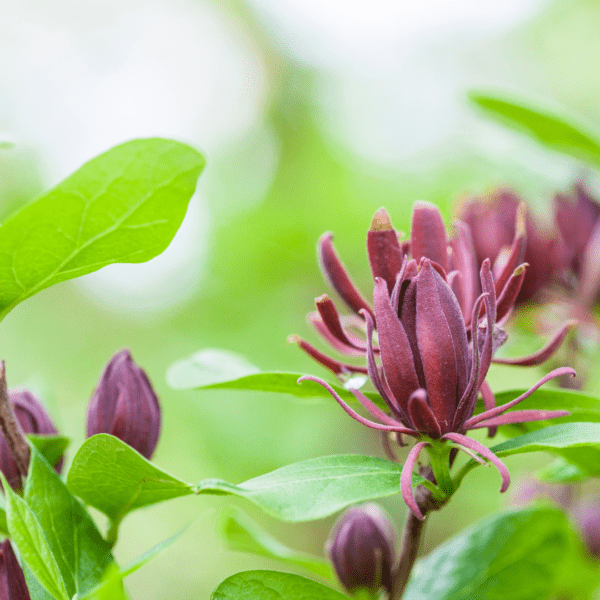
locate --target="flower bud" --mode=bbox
[0,540,31,599]
[327,504,396,596]
[0,390,60,490]
[87,349,161,459]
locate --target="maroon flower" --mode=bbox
[87,349,161,459]
[299,257,573,519]
[327,503,396,596]
[0,390,61,491]
[458,189,564,303]
[0,540,31,600]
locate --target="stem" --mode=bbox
[392,510,427,599]
[426,443,453,496]
[0,361,30,480]
[106,516,122,549]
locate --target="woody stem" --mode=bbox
[0,361,30,480]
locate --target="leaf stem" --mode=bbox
[106,517,122,549]
[0,361,30,481]
[392,509,427,599]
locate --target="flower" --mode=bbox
[0,390,61,490]
[0,540,31,599]
[327,503,396,596]
[87,349,161,459]
[299,254,573,520]
[458,189,564,303]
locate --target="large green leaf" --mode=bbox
[67,434,194,521]
[27,434,69,468]
[22,447,124,598]
[221,508,334,579]
[0,138,204,320]
[211,571,349,600]
[469,91,600,167]
[1,471,69,600]
[197,455,402,522]
[405,506,573,600]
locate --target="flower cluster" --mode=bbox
[296,202,573,519]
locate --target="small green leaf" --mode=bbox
[469,91,600,167]
[197,455,402,522]
[211,570,349,600]
[27,434,69,469]
[405,506,571,600]
[491,422,600,475]
[67,434,194,521]
[537,457,591,484]
[23,446,121,598]
[0,493,7,536]
[221,508,334,579]
[0,138,205,320]
[1,472,70,600]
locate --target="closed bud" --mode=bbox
[87,349,161,459]
[327,504,396,596]
[0,390,60,491]
[0,540,31,599]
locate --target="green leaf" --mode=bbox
[0,138,205,320]
[482,388,600,431]
[0,472,70,600]
[168,349,382,407]
[0,492,7,536]
[490,422,600,475]
[469,91,600,167]
[67,434,194,521]
[405,506,572,600]
[537,457,591,484]
[23,446,123,598]
[27,434,69,469]
[211,570,349,600]
[197,455,402,522]
[220,508,334,579]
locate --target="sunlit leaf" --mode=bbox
[405,506,572,600]
[469,91,600,167]
[211,571,349,600]
[197,455,402,522]
[67,434,194,521]
[220,508,333,579]
[27,434,69,469]
[0,138,205,320]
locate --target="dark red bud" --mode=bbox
[87,349,161,459]
[0,540,31,600]
[0,390,60,491]
[327,504,396,595]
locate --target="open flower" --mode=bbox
[300,258,573,519]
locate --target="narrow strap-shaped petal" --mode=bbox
[349,388,404,427]
[400,441,430,520]
[374,277,420,413]
[318,232,375,319]
[480,379,498,438]
[442,432,510,492]
[368,208,404,293]
[495,264,527,324]
[390,257,410,314]
[289,336,368,375]
[450,221,479,319]
[411,201,449,271]
[464,367,576,428]
[476,260,496,390]
[452,293,487,430]
[493,202,526,296]
[415,261,458,430]
[297,375,416,434]
[466,409,570,429]
[312,295,369,353]
[361,309,411,425]
[492,320,577,367]
[407,389,442,438]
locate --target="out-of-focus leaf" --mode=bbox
[23,447,122,598]
[211,571,349,600]
[67,434,194,521]
[0,138,205,320]
[220,508,333,579]
[27,434,69,469]
[469,91,600,167]
[537,457,591,484]
[196,455,402,522]
[168,349,383,407]
[405,506,571,600]
[0,472,69,600]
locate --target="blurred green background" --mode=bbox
[2,0,600,597]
